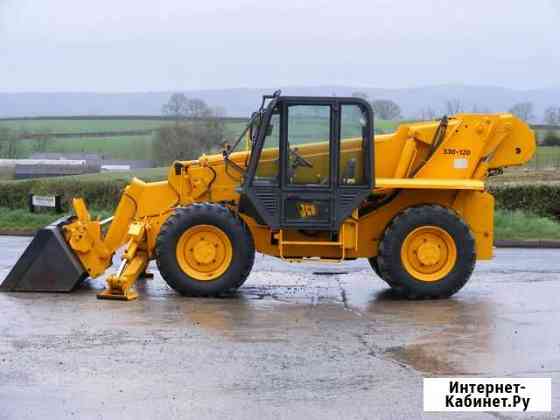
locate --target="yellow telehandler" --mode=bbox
[1,92,536,300]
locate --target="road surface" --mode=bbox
[0,236,558,419]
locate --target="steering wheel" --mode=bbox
[289,146,313,169]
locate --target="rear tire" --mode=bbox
[155,204,255,296]
[377,205,475,299]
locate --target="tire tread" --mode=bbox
[377,205,475,299]
[155,203,255,296]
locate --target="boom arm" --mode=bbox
[62,178,179,299]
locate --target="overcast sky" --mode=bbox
[1,0,559,92]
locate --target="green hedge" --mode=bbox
[489,184,560,219]
[0,178,129,211]
[0,168,166,211]
[0,172,558,220]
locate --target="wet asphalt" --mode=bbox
[0,236,558,419]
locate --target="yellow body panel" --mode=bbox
[453,190,495,260]
[61,113,535,294]
[376,178,484,191]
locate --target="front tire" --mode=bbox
[155,204,255,296]
[377,205,475,299]
[369,257,382,278]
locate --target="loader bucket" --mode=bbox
[0,217,87,292]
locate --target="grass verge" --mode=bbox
[2,206,560,242]
[0,208,113,232]
[494,209,560,241]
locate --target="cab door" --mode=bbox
[240,96,374,232]
[279,98,374,231]
[279,99,337,230]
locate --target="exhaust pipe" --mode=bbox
[0,217,87,292]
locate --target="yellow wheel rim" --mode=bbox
[176,225,233,281]
[400,226,457,282]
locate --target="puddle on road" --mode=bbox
[362,279,560,377]
[356,287,496,375]
[3,246,560,379]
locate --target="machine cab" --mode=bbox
[240,95,374,231]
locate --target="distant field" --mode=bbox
[0,118,248,137]
[0,118,248,160]
[0,116,553,166]
[0,119,168,133]
[0,117,397,161]
[0,117,395,135]
[14,134,154,160]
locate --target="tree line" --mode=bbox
[2,92,560,161]
[155,92,560,166]
[351,91,560,125]
[153,93,226,165]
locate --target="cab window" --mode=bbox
[254,108,280,184]
[286,104,331,186]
